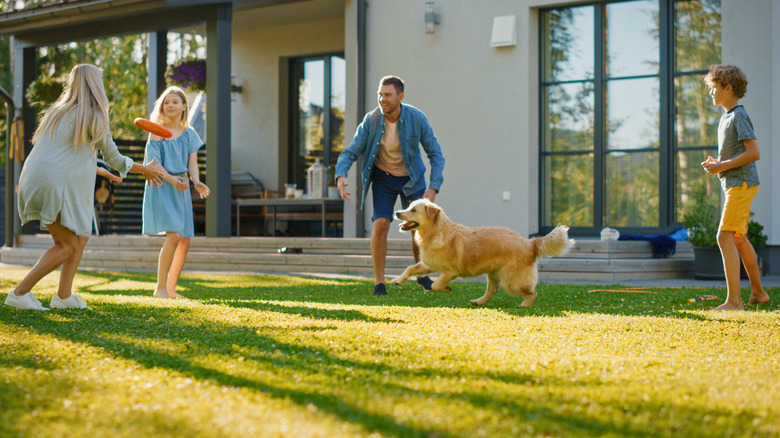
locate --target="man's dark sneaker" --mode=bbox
[373,283,387,295]
[417,276,433,291]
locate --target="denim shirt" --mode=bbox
[718,105,759,190]
[335,104,445,209]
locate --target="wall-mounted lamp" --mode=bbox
[425,2,440,34]
[231,76,243,102]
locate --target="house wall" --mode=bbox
[358,0,780,249]
[230,17,345,192]
[229,0,780,260]
[721,0,780,272]
[361,0,540,240]
[718,0,780,273]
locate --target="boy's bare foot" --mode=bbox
[713,302,744,311]
[748,290,770,305]
[168,291,186,299]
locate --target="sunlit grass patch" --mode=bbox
[1,266,778,437]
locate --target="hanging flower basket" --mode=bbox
[166,58,206,92]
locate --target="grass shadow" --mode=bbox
[208,299,404,323]
[0,305,451,438]
[3,300,766,438]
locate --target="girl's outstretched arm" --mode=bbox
[188,151,210,199]
[130,157,165,187]
[97,166,122,183]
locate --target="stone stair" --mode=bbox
[1,234,694,281]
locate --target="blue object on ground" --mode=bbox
[669,228,689,241]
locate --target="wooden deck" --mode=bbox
[1,234,694,281]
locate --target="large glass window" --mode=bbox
[673,0,722,221]
[289,54,345,191]
[540,0,721,232]
[541,6,595,227]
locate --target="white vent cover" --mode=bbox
[490,15,516,47]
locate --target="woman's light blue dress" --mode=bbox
[142,128,204,237]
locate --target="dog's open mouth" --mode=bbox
[399,221,419,231]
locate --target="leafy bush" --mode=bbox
[682,196,767,248]
[25,74,64,107]
[681,196,719,247]
[747,214,767,248]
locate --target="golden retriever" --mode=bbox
[391,199,573,307]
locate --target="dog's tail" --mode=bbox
[533,225,574,259]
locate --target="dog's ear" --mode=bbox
[425,204,440,223]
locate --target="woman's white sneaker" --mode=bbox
[5,291,49,310]
[50,294,88,309]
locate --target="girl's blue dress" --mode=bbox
[142,128,204,237]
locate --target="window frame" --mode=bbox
[538,0,719,236]
[287,52,345,192]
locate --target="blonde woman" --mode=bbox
[5,64,164,311]
[142,86,209,299]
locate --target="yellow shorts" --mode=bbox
[719,182,758,237]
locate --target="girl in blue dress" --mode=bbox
[142,86,210,298]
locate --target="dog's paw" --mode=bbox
[469,300,482,307]
[432,285,452,293]
[390,276,406,285]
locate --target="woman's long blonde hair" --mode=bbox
[149,86,190,128]
[32,64,110,148]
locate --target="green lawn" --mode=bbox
[1,267,778,438]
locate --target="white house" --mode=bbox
[2,0,779,274]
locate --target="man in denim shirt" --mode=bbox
[335,75,445,295]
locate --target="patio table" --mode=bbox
[235,197,343,237]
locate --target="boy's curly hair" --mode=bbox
[704,64,748,98]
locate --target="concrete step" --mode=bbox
[1,234,694,280]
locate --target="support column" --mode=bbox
[2,85,13,247]
[13,43,36,237]
[205,3,232,237]
[147,31,168,114]
[355,0,367,237]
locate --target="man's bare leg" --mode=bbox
[371,218,391,293]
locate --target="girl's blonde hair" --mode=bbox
[149,86,190,129]
[32,64,110,148]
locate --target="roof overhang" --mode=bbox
[0,0,235,46]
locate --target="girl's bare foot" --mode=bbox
[167,291,186,299]
[748,290,770,305]
[714,302,744,311]
[153,289,169,299]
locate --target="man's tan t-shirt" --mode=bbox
[374,120,408,176]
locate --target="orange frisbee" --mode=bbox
[134,118,172,139]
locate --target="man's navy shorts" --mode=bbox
[371,167,424,222]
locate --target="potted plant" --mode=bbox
[681,195,721,279]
